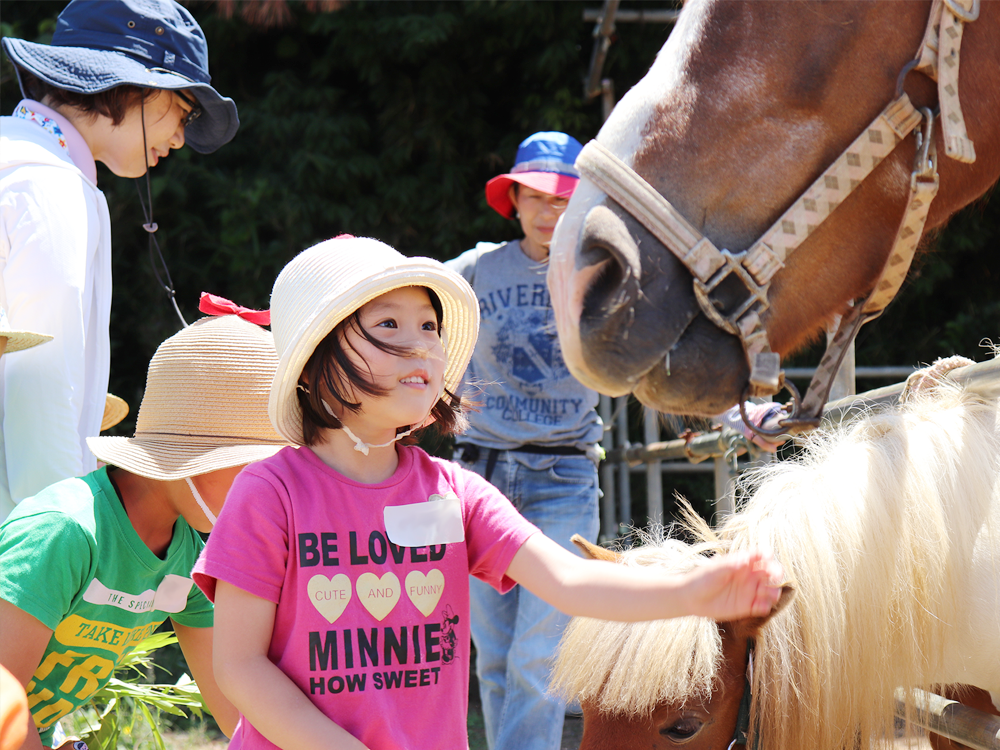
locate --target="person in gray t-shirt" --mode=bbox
[446,132,601,750]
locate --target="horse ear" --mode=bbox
[736,582,796,637]
[571,534,622,563]
[772,581,796,615]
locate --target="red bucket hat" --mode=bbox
[485,132,583,219]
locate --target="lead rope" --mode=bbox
[135,98,188,329]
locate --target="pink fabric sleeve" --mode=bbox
[193,467,290,604]
[454,464,539,593]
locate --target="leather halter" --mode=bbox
[727,640,755,750]
[574,0,978,435]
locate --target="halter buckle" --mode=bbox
[692,249,771,337]
[943,0,979,22]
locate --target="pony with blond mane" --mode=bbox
[553,379,1000,750]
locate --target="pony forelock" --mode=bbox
[550,528,725,717]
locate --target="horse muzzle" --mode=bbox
[562,204,746,412]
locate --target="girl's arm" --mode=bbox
[171,622,238,737]
[505,533,784,622]
[211,581,369,750]
[0,599,52,750]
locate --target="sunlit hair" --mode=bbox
[551,526,724,716]
[19,69,155,126]
[296,287,467,446]
[554,378,1000,749]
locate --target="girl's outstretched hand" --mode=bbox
[685,550,785,621]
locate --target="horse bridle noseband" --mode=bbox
[575,0,979,437]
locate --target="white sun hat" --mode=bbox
[0,308,52,353]
[269,236,480,446]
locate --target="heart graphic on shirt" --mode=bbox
[427,492,459,503]
[405,569,445,617]
[356,572,401,621]
[307,574,352,624]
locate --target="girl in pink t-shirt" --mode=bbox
[195,236,785,750]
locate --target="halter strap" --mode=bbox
[728,639,755,750]
[575,94,922,400]
[915,0,979,163]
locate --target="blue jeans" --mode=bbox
[461,450,600,750]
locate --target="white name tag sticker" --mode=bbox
[384,493,465,547]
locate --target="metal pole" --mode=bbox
[824,355,1000,423]
[583,8,681,24]
[895,688,1000,750]
[643,410,663,525]
[598,394,617,541]
[601,78,615,122]
[713,454,736,520]
[584,0,620,100]
[615,396,631,531]
[826,312,856,402]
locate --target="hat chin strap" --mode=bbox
[341,424,418,456]
[328,402,437,457]
[323,377,446,456]
[185,477,217,526]
[137,99,188,329]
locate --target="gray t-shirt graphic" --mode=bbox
[446,241,603,451]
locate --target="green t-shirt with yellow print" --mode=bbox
[0,467,213,745]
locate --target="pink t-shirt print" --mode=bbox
[194,445,538,750]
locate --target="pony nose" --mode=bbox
[573,204,660,388]
[578,204,642,317]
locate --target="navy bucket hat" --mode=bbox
[485,132,583,219]
[2,0,238,154]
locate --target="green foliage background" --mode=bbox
[2,0,998,504]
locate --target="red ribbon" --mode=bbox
[198,292,271,326]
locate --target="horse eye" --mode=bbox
[659,716,703,742]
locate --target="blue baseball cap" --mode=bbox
[486,132,583,218]
[2,0,238,154]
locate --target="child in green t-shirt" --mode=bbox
[0,307,286,750]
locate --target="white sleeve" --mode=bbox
[1,166,105,502]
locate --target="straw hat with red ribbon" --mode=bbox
[87,294,286,480]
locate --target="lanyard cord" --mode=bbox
[135,98,188,329]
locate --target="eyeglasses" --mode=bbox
[174,90,203,128]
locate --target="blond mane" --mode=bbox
[553,381,1000,747]
[550,532,725,716]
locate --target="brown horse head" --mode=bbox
[563,535,795,750]
[549,0,1000,415]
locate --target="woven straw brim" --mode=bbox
[87,435,284,480]
[1,330,53,353]
[270,257,479,446]
[101,394,129,432]
[88,315,288,478]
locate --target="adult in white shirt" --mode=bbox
[0,0,239,518]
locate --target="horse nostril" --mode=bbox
[579,205,642,318]
[579,237,612,268]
